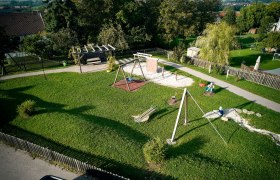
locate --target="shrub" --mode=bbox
[173,42,186,62]
[107,56,116,72]
[17,100,36,118]
[143,137,167,165]
[213,65,225,75]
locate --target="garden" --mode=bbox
[1,68,280,179]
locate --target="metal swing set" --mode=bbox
[113,58,146,91]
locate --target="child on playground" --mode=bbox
[218,106,224,116]
[205,82,215,93]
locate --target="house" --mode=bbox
[248,28,257,34]
[0,11,45,38]
[271,18,280,32]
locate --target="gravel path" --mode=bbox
[0,63,107,81]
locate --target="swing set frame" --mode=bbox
[113,58,146,91]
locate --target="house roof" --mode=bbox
[0,11,45,37]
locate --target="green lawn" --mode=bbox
[230,49,280,70]
[230,34,280,70]
[153,54,280,104]
[0,71,280,179]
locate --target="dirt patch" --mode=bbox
[112,79,146,91]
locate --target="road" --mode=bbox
[0,142,89,180]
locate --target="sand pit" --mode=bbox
[122,62,194,88]
[203,108,280,146]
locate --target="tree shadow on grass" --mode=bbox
[188,117,204,123]
[0,86,39,124]
[227,126,241,143]
[174,118,223,143]
[175,120,217,142]
[0,86,148,143]
[166,136,237,171]
[234,101,255,110]
[167,136,208,158]
[214,87,227,94]
[1,125,175,180]
[152,107,178,120]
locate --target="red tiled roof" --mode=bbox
[0,12,45,37]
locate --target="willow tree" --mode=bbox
[195,22,237,65]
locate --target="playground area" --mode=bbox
[122,61,194,88]
[112,54,194,92]
[1,70,280,179]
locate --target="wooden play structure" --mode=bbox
[71,44,116,73]
[167,88,227,145]
[113,58,146,91]
[132,106,157,123]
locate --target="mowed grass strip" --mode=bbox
[0,71,280,179]
[153,53,280,104]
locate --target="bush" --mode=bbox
[213,65,225,75]
[17,100,36,118]
[143,137,167,165]
[173,42,186,62]
[107,56,116,72]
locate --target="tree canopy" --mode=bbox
[44,0,78,33]
[195,22,237,65]
[158,0,221,43]
[262,32,280,50]
[97,23,129,50]
[237,2,280,32]
[222,6,236,25]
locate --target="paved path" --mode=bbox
[0,63,107,81]
[0,142,89,180]
[159,59,280,113]
[1,60,280,113]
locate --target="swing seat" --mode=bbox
[133,106,157,122]
[126,77,134,82]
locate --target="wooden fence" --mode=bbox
[0,132,128,180]
[190,58,280,90]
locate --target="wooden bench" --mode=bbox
[132,106,157,123]
[133,52,152,59]
[86,57,101,64]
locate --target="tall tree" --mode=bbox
[265,2,280,22]
[75,0,115,43]
[223,6,236,25]
[259,16,275,34]
[262,32,280,51]
[195,22,237,65]
[158,0,221,43]
[97,23,129,50]
[115,0,153,48]
[44,0,78,33]
[236,2,266,32]
[22,34,53,59]
[47,28,78,56]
